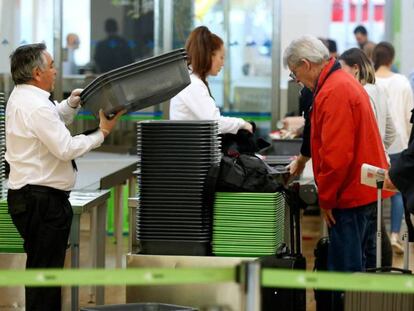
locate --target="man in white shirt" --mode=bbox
[5,43,124,311]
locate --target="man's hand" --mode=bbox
[384,170,398,191]
[99,109,127,138]
[321,208,336,227]
[287,154,310,177]
[67,88,83,108]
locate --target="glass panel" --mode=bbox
[170,0,273,135]
[228,0,272,135]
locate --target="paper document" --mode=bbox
[361,163,396,191]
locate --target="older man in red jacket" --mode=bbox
[284,36,391,273]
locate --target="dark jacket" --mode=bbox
[389,109,414,213]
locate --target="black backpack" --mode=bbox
[215,152,283,193]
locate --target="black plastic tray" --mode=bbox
[139,240,211,256]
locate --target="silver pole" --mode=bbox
[376,183,382,268]
[223,0,231,111]
[154,0,161,56]
[356,0,363,25]
[161,0,173,120]
[344,0,351,49]
[244,261,261,311]
[271,0,281,130]
[368,0,375,36]
[163,0,173,53]
[403,231,409,270]
[53,0,63,101]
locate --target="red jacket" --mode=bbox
[311,58,392,210]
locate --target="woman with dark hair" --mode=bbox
[373,42,414,254]
[170,26,252,134]
[339,48,396,150]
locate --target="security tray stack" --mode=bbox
[0,200,24,253]
[136,120,221,255]
[212,192,285,257]
[80,49,190,118]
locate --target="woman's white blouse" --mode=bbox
[170,73,246,134]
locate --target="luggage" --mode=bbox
[258,183,306,311]
[344,180,414,311]
[313,236,335,311]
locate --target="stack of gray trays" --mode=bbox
[136,120,221,256]
[0,93,5,198]
[80,48,190,118]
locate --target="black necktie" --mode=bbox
[48,95,77,171]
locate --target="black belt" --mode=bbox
[9,185,71,198]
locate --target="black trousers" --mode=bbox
[7,185,73,311]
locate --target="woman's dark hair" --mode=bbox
[10,43,47,85]
[373,41,395,71]
[339,47,375,84]
[185,26,223,85]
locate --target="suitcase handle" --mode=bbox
[367,266,412,274]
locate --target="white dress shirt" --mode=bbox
[5,84,104,191]
[364,83,396,151]
[376,74,414,154]
[170,72,246,134]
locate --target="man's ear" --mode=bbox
[32,67,41,82]
[301,59,311,70]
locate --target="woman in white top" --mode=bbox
[170,26,252,134]
[373,42,414,254]
[338,48,396,150]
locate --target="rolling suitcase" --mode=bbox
[259,183,306,311]
[344,180,414,311]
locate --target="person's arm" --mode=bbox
[315,92,355,211]
[29,106,124,161]
[183,81,249,134]
[288,154,310,177]
[55,88,83,125]
[383,98,397,150]
[389,137,414,194]
[404,82,414,139]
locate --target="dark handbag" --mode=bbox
[216,153,282,192]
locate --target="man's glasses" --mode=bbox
[289,71,297,81]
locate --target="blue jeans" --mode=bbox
[390,153,404,234]
[328,202,377,272]
[327,202,377,310]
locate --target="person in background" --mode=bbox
[319,38,338,58]
[339,47,396,267]
[373,41,414,255]
[62,33,80,75]
[170,26,252,134]
[284,35,391,309]
[354,25,376,60]
[94,18,134,73]
[6,43,124,311]
[339,48,396,151]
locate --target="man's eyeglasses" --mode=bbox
[289,71,297,81]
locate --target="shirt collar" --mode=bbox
[16,84,51,100]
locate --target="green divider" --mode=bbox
[123,181,130,234]
[1,268,414,293]
[106,188,115,235]
[106,184,130,236]
[261,269,414,293]
[0,268,235,287]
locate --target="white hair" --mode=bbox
[283,35,330,68]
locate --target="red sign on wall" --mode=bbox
[331,0,384,22]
